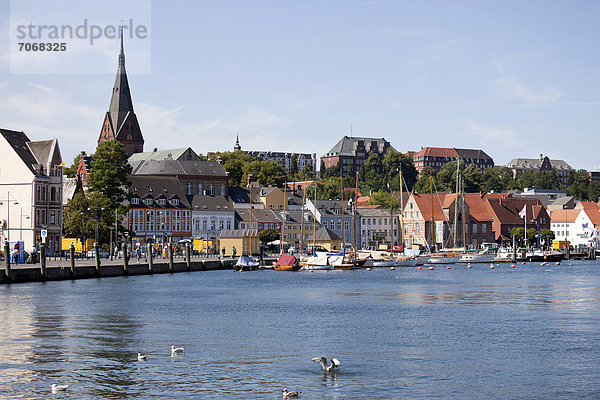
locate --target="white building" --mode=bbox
[191,195,235,242]
[550,208,600,249]
[0,129,63,253]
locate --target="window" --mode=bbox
[220,185,226,196]
[131,197,139,205]
[171,198,179,206]
[219,219,224,230]
[186,183,192,195]
[202,219,207,230]
[415,222,421,234]
[51,187,56,201]
[482,224,487,233]
[50,210,55,224]
[144,198,153,205]
[209,184,214,195]
[197,183,203,195]
[472,224,478,233]
[227,219,231,229]
[337,220,342,230]
[158,198,166,205]
[344,221,349,230]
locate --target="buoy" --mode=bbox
[490,264,495,269]
[366,267,371,271]
[417,266,422,270]
[428,266,434,270]
[467,265,472,268]
[510,264,516,268]
[555,262,560,266]
[446,266,451,269]
[309,269,314,272]
[390,267,395,270]
[496,264,500,267]
[522,262,526,265]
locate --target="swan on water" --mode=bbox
[311,356,340,372]
[137,353,147,361]
[282,388,301,398]
[171,345,184,356]
[51,384,69,393]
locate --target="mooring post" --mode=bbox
[122,242,129,273]
[4,241,11,282]
[185,242,191,271]
[147,242,153,274]
[40,243,47,280]
[565,245,570,261]
[93,242,100,275]
[69,243,75,278]
[168,242,174,273]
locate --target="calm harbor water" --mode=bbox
[1,261,599,399]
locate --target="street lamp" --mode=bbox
[20,208,30,242]
[0,191,19,242]
[88,206,105,244]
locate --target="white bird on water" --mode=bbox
[282,388,301,398]
[137,352,147,361]
[51,384,69,393]
[171,345,184,356]
[312,356,340,372]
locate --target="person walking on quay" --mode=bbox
[222,247,226,258]
[232,246,237,257]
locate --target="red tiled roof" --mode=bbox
[579,201,599,210]
[584,209,600,228]
[412,192,448,221]
[412,147,458,159]
[550,209,580,223]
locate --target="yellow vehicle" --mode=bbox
[62,237,95,253]
[193,238,218,254]
[552,240,570,249]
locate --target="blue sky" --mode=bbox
[1,0,599,170]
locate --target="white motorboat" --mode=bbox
[426,253,462,264]
[458,244,498,263]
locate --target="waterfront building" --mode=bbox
[228,187,265,210]
[191,195,235,244]
[321,136,395,177]
[305,199,357,248]
[442,193,495,248]
[230,135,317,175]
[305,226,342,251]
[550,207,600,249]
[97,27,144,157]
[129,158,229,199]
[506,155,573,187]
[485,197,550,243]
[357,208,399,250]
[402,192,449,250]
[0,128,63,253]
[219,229,259,256]
[127,176,191,244]
[412,147,494,175]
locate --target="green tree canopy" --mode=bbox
[413,166,437,193]
[243,160,287,187]
[481,166,516,193]
[86,140,132,204]
[566,170,591,200]
[209,151,256,187]
[515,170,562,190]
[259,228,280,244]
[64,191,120,247]
[63,153,80,178]
[382,150,418,192]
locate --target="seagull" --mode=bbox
[171,345,184,356]
[51,384,69,393]
[312,356,340,372]
[137,352,147,361]
[282,388,301,398]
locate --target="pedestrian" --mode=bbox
[222,247,226,258]
[232,246,237,257]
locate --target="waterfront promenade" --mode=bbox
[0,253,273,284]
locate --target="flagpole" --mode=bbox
[524,206,527,248]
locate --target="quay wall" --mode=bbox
[0,259,237,284]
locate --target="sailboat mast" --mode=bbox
[390,186,394,257]
[353,171,358,252]
[340,174,345,251]
[400,168,404,252]
[281,182,287,256]
[430,175,435,252]
[300,187,306,253]
[453,161,459,248]
[462,176,466,248]
[249,188,253,256]
[312,182,317,251]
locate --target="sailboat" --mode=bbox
[274,182,302,271]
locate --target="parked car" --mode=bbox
[86,249,110,259]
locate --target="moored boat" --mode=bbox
[235,255,259,271]
[274,254,301,271]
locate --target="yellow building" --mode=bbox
[219,229,259,256]
[306,226,342,251]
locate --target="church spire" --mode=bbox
[234,134,241,151]
[98,22,144,156]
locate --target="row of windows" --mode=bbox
[186,183,225,196]
[192,218,232,231]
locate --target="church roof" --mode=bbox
[128,148,198,162]
[108,27,135,135]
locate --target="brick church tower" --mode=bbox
[97,26,144,156]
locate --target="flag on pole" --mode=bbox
[518,205,526,219]
[58,161,66,167]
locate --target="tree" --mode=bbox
[515,170,562,190]
[209,151,255,187]
[370,190,401,210]
[297,163,315,181]
[462,164,482,193]
[259,228,280,244]
[588,181,600,203]
[321,163,340,180]
[481,166,515,193]
[538,228,555,249]
[289,157,298,177]
[360,152,385,192]
[243,160,287,187]
[87,140,132,204]
[526,228,538,247]
[413,167,436,193]
[304,180,350,200]
[510,227,525,247]
[566,170,590,200]
[63,191,116,246]
[382,150,418,192]
[63,153,81,178]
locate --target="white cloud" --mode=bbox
[494,77,561,105]
[462,120,523,150]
